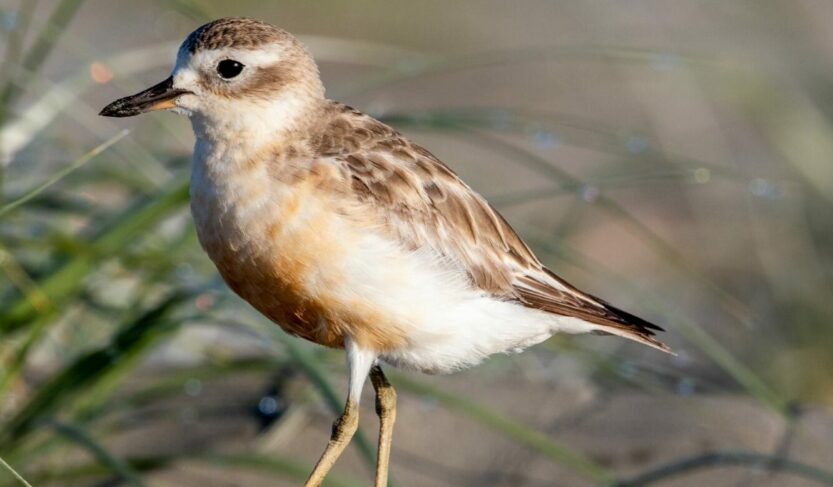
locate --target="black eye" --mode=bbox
[217,59,244,79]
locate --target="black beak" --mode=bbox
[99,76,190,117]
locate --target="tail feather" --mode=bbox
[513,268,673,354]
[589,324,673,354]
[589,301,672,353]
[593,300,673,353]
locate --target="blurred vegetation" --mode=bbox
[1,0,833,486]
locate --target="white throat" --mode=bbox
[188,91,323,186]
[192,93,316,151]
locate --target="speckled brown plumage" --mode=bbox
[306,103,666,349]
[183,17,294,53]
[168,18,671,354]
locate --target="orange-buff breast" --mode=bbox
[195,178,408,352]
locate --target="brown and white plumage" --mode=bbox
[315,104,667,353]
[185,98,667,371]
[100,17,669,487]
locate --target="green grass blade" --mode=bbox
[0,293,186,445]
[336,45,720,101]
[0,243,50,313]
[46,421,145,487]
[521,225,788,413]
[611,450,833,486]
[70,301,192,421]
[164,0,215,21]
[0,456,32,487]
[0,178,190,333]
[0,0,37,95]
[667,317,787,412]
[0,130,128,218]
[0,0,87,122]
[389,372,615,484]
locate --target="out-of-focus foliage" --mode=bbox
[1,1,832,486]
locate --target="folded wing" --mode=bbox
[318,105,669,352]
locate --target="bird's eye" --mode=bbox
[217,59,244,79]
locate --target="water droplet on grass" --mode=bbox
[258,396,280,415]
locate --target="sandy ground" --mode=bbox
[96,368,831,487]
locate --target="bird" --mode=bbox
[100,17,669,487]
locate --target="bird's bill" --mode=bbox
[99,76,190,117]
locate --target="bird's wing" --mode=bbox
[317,105,668,351]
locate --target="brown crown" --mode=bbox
[182,17,293,53]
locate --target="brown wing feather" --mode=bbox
[514,270,668,351]
[315,103,669,351]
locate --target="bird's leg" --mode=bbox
[304,400,358,487]
[304,339,375,487]
[369,365,397,487]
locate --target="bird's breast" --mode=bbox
[188,151,409,350]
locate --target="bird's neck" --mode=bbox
[190,89,325,168]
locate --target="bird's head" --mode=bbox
[100,18,325,142]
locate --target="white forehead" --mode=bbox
[172,44,284,85]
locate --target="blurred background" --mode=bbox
[1,1,833,486]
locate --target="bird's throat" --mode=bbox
[190,89,324,157]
